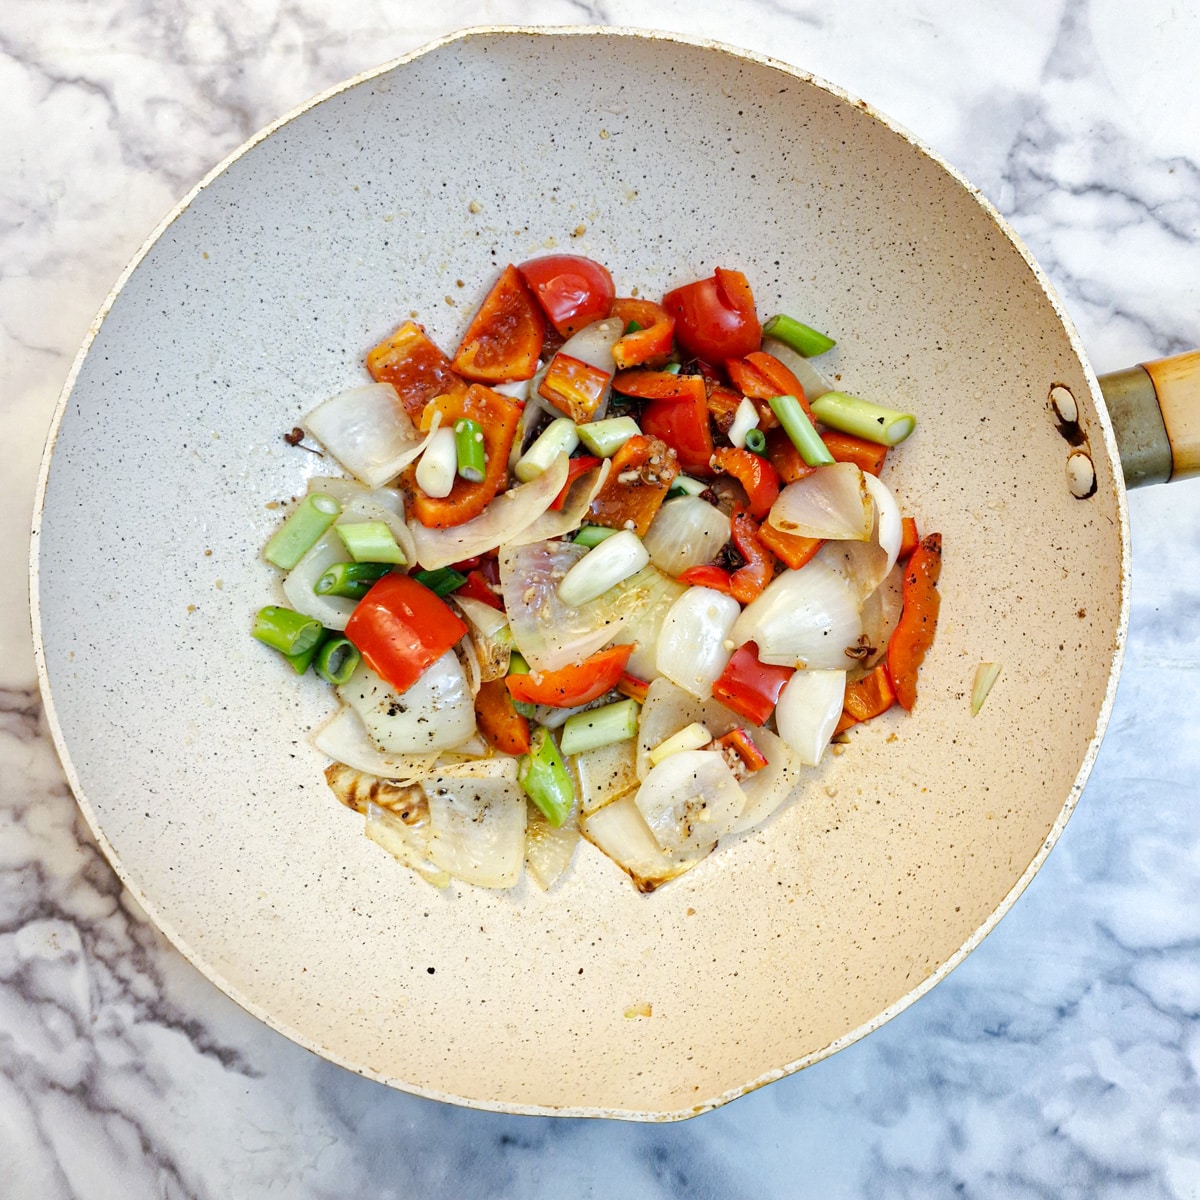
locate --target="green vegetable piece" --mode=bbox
[809,392,916,446]
[454,417,487,483]
[768,394,836,467]
[518,727,576,827]
[559,698,640,755]
[411,567,468,597]
[335,520,407,564]
[666,473,710,498]
[573,524,620,548]
[252,605,323,657]
[743,427,768,455]
[514,417,580,482]
[314,561,392,599]
[576,416,641,458]
[284,635,324,675]
[263,493,341,570]
[313,637,361,685]
[762,314,837,357]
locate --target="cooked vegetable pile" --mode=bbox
[253,254,942,892]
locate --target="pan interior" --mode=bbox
[34,30,1124,1118]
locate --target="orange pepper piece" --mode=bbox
[587,434,679,536]
[609,298,675,369]
[474,678,532,755]
[886,533,943,710]
[757,523,824,571]
[452,264,546,383]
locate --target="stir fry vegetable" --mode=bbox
[253,252,942,894]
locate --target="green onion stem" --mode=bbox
[572,524,619,548]
[662,362,682,375]
[623,320,644,335]
[263,493,341,570]
[284,636,324,675]
[253,605,324,657]
[314,637,361,685]
[518,727,575,827]
[412,566,468,597]
[576,416,640,458]
[743,428,768,455]
[809,391,917,446]
[762,314,836,358]
[559,698,640,755]
[508,652,531,676]
[335,520,407,564]
[666,474,709,498]
[514,417,579,482]
[314,561,392,598]
[768,394,836,467]
[454,417,487,483]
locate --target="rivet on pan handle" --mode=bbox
[1100,350,1200,487]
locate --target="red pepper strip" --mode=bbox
[757,523,824,571]
[538,352,612,423]
[456,568,503,611]
[452,264,546,383]
[712,727,769,773]
[711,642,794,726]
[710,447,780,519]
[637,376,715,477]
[616,671,651,704]
[727,351,814,423]
[886,533,943,711]
[410,385,522,529]
[609,298,675,369]
[706,385,744,436]
[549,455,603,511]
[728,510,776,605]
[344,573,468,695]
[611,368,701,400]
[505,644,635,708]
[677,564,732,592]
[821,429,888,476]
[898,516,920,560]
[366,321,468,419]
[835,664,897,734]
[588,434,679,536]
[474,677,532,755]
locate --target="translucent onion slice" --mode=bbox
[760,336,836,401]
[510,459,611,547]
[422,772,526,888]
[768,462,872,542]
[365,801,451,889]
[655,586,742,700]
[524,802,580,891]
[336,653,474,754]
[633,749,746,855]
[451,595,512,682]
[732,559,864,670]
[559,316,625,374]
[725,723,806,836]
[611,565,686,682]
[282,528,360,630]
[324,760,425,815]
[570,738,640,816]
[862,472,902,574]
[408,453,570,570]
[579,792,710,893]
[858,561,904,673]
[302,383,438,488]
[641,496,732,578]
[774,669,847,767]
[311,707,441,784]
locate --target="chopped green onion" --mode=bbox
[514,416,579,482]
[666,474,709,498]
[559,698,641,755]
[762,314,836,358]
[263,493,341,570]
[557,529,650,607]
[662,362,682,375]
[284,636,324,675]
[517,727,575,827]
[454,417,487,483]
[513,700,537,719]
[809,392,916,446]
[411,566,468,597]
[335,520,407,564]
[623,319,644,335]
[508,652,531,676]
[576,416,640,458]
[768,394,835,466]
[313,637,361,685]
[573,524,619,548]
[252,605,324,657]
[314,561,392,598]
[744,428,768,455]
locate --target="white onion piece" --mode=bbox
[580,793,709,892]
[634,750,746,855]
[727,397,760,449]
[302,382,433,488]
[859,562,905,672]
[311,707,441,784]
[336,654,474,754]
[760,336,836,401]
[641,497,732,578]
[324,761,423,815]
[365,801,450,889]
[768,462,872,542]
[423,772,526,888]
[558,316,625,374]
[510,459,611,547]
[557,529,650,607]
[775,669,847,767]
[726,724,805,836]
[572,738,640,816]
[655,587,741,700]
[282,528,360,630]
[732,559,863,669]
[490,379,531,401]
[451,595,512,683]
[431,756,518,781]
[862,472,902,575]
[525,803,580,891]
[408,453,569,571]
[616,567,687,681]
[814,535,889,605]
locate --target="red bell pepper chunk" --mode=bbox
[710,447,780,519]
[886,533,943,711]
[712,727,769,773]
[366,321,469,419]
[539,353,612,423]
[757,523,824,571]
[663,268,762,362]
[898,516,920,560]
[609,298,675,369]
[505,644,635,708]
[727,510,776,605]
[457,568,504,611]
[677,564,733,593]
[587,435,679,536]
[344,573,468,695]
[821,429,888,476]
[637,376,715,477]
[452,264,546,382]
[517,254,615,338]
[711,642,795,726]
[835,664,897,735]
[616,671,651,704]
[611,368,700,400]
[549,455,603,510]
[727,351,814,422]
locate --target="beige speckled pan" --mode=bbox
[29,27,1200,1120]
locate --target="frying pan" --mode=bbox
[29,27,1199,1120]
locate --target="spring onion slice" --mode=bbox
[810,392,916,446]
[411,567,468,597]
[727,397,760,449]
[666,474,709,499]
[314,561,392,598]
[971,663,1002,715]
[253,605,324,656]
[518,728,575,827]
[744,428,767,455]
[576,416,640,458]
[415,426,457,498]
[336,520,407,564]
[514,417,580,482]
[314,637,361,685]
[768,394,835,466]
[454,418,487,483]
[573,524,619,548]
[284,635,324,675]
[762,314,836,357]
[556,529,650,607]
[264,493,341,570]
[559,698,641,756]
[647,721,713,766]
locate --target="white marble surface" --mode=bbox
[4,0,1199,1195]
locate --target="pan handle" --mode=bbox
[1099,351,1200,487]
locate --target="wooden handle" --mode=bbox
[1098,350,1200,487]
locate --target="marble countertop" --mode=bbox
[4,1,1198,1196]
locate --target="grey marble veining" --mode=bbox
[3,0,1199,1196]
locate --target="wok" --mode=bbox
[29,27,1199,1120]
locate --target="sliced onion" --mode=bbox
[732,558,863,669]
[308,477,418,569]
[414,426,458,498]
[633,749,746,855]
[510,459,611,547]
[423,772,526,888]
[862,472,902,575]
[571,738,640,816]
[365,801,450,889]
[302,382,436,488]
[641,497,732,578]
[775,669,847,767]
[408,453,569,570]
[323,760,425,815]
[451,595,512,683]
[655,586,741,700]
[726,724,806,835]
[579,792,710,893]
[282,528,360,630]
[336,653,474,754]
[610,565,686,681]
[311,707,441,783]
[768,462,872,542]
[557,529,650,607]
[760,336,836,401]
[857,561,904,671]
[558,317,624,374]
[525,802,580,891]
